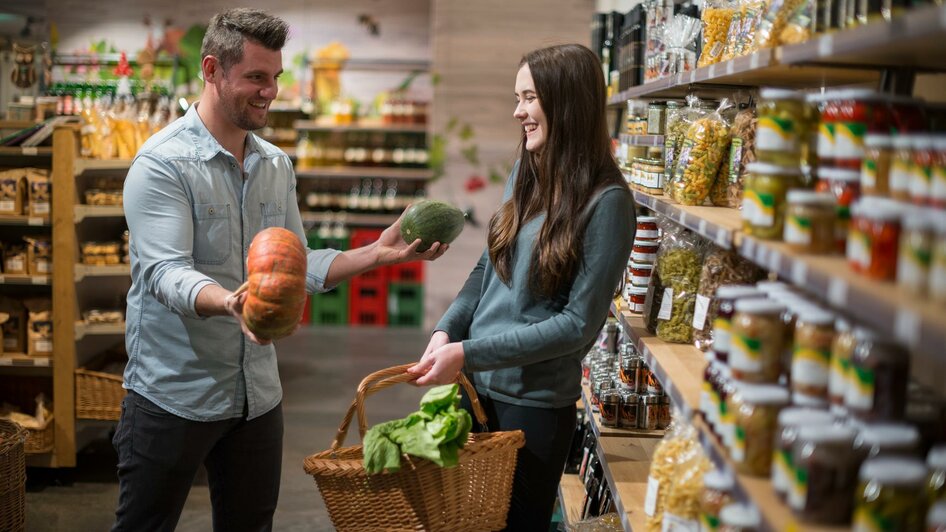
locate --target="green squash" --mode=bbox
[400,200,466,252]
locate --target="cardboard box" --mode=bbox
[0,169,27,215]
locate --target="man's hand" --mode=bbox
[375,206,450,265]
[407,339,465,386]
[224,290,272,346]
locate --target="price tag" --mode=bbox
[768,249,782,273]
[27,217,43,226]
[22,147,38,156]
[829,278,848,306]
[35,357,50,367]
[708,65,717,79]
[658,287,674,320]
[726,61,735,75]
[693,294,711,330]
[644,476,660,516]
[742,238,756,262]
[791,260,808,285]
[894,310,920,349]
[678,210,687,225]
[716,227,730,248]
[750,53,760,70]
[756,244,769,267]
[698,219,708,237]
[689,71,696,84]
[31,276,48,285]
[818,34,834,57]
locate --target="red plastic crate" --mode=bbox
[349,289,388,326]
[389,260,424,283]
[349,228,384,250]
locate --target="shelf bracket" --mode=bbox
[879,67,916,96]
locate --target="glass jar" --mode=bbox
[815,167,862,253]
[631,239,659,264]
[898,208,934,295]
[599,387,621,428]
[829,318,857,409]
[931,210,946,304]
[640,158,666,194]
[854,422,922,459]
[628,286,648,314]
[718,503,761,532]
[718,365,737,450]
[743,162,803,239]
[846,328,910,422]
[757,88,807,166]
[700,470,735,531]
[712,285,764,365]
[854,457,928,531]
[834,90,885,170]
[636,216,660,240]
[784,190,837,254]
[791,308,836,400]
[618,386,640,429]
[790,425,860,524]
[702,352,720,430]
[863,199,903,281]
[730,299,788,384]
[911,135,935,206]
[891,134,915,202]
[863,134,893,197]
[772,408,836,501]
[629,262,654,286]
[648,101,668,135]
[928,445,946,506]
[817,93,839,169]
[932,135,946,209]
[929,501,946,532]
[731,383,790,477]
[640,394,661,430]
[657,394,671,429]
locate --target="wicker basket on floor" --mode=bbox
[304,364,525,532]
[0,419,27,531]
[21,414,54,454]
[75,367,125,421]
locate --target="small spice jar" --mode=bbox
[629,262,654,286]
[700,470,735,531]
[757,88,808,167]
[816,166,862,253]
[636,216,660,240]
[927,444,946,505]
[712,285,765,364]
[854,457,929,531]
[743,162,804,240]
[846,328,910,422]
[931,210,946,304]
[791,307,836,400]
[731,383,791,477]
[618,386,640,429]
[772,408,836,501]
[829,318,857,409]
[647,101,668,135]
[854,422,922,459]
[784,190,837,254]
[718,503,761,532]
[789,425,860,524]
[730,299,788,384]
[599,387,621,428]
[891,134,915,202]
[628,286,648,314]
[862,134,893,197]
[631,239,659,264]
[898,208,935,295]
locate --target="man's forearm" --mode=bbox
[324,242,381,287]
[195,283,232,317]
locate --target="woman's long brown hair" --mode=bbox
[487,44,624,299]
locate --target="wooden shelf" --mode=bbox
[581,383,665,439]
[73,204,124,222]
[301,211,398,227]
[295,166,432,181]
[631,188,743,249]
[74,264,130,281]
[597,436,658,532]
[0,273,51,285]
[0,214,50,226]
[0,120,41,129]
[619,134,665,147]
[74,321,125,340]
[342,58,431,71]
[558,473,585,528]
[0,353,52,367]
[72,159,131,177]
[294,118,427,134]
[0,146,52,157]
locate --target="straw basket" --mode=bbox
[303,364,525,532]
[75,368,125,421]
[0,419,27,531]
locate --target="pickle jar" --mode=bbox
[784,190,837,254]
[829,318,857,412]
[742,162,804,240]
[730,299,788,384]
[757,88,808,166]
[854,422,922,459]
[599,387,621,428]
[789,425,860,524]
[700,470,735,531]
[928,444,946,505]
[815,166,862,253]
[864,199,903,281]
[891,134,915,202]
[845,328,910,422]
[718,503,761,532]
[618,385,640,429]
[791,307,836,401]
[898,208,934,295]
[648,101,668,135]
[929,501,946,532]
[931,210,946,304]
[712,285,765,364]
[731,383,790,477]
[862,134,893,197]
[772,408,836,501]
[854,457,929,531]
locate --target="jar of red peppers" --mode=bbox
[862,134,893,197]
[628,286,648,314]
[848,198,902,280]
[932,135,946,209]
[834,90,889,170]
[911,135,935,206]
[816,167,861,253]
[631,239,659,263]
[629,262,654,287]
[636,216,660,240]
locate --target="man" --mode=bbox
[114,8,446,531]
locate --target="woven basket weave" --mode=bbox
[0,419,27,531]
[303,364,525,531]
[75,368,125,421]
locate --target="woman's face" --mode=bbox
[514,64,547,153]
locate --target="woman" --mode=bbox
[408,44,635,530]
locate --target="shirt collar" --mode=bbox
[184,102,264,163]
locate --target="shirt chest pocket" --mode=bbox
[193,203,231,265]
[260,200,285,229]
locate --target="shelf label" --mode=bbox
[750,53,760,69]
[678,210,687,225]
[894,310,920,349]
[791,260,808,285]
[755,243,769,267]
[768,249,782,272]
[27,217,44,226]
[818,34,834,57]
[829,278,848,306]
[698,219,708,237]
[31,276,48,285]
[644,476,660,516]
[22,147,38,156]
[742,237,756,262]
[689,71,696,84]
[716,227,730,248]
[708,65,717,79]
[726,60,735,75]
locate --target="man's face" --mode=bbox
[217,39,283,132]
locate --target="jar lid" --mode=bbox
[746,161,804,176]
[667,101,682,108]
[756,280,792,295]
[637,216,658,224]
[737,383,791,405]
[703,470,735,491]
[855,199,902,222]
[797,424,857,444]
[857,422,921,449]
[892,134,914,149]
[778,407,835,427]
[629,286,649,295]
[864,134,894,148]
[786,189,836,206]
[734,298,786,315]
[760,87,805,101]
[631,262,655,270]
[927,444,946,470]
[817,167,861,182]
[634,239,659,248]
[719,503,761,528]
[716,284,764,299]
[858,457,927,485]
[792,391,830,409]
[796,307,835,326]
[901,208,934,231]
[929,501,946,527]
[835,88,887,101]
[836,318,852,333]
[853,326,878,342]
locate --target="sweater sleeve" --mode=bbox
[461,187,635,371]
[434,250,488,341]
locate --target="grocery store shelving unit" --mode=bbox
[619,134,665,148]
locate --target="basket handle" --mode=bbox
[330,363,487,451]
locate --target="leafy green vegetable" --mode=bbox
[363,384,473,474]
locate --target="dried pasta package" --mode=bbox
[655,228,705,344]
[661,14,702,77]
[644,418,700,532]
[664,96,699,198]
[755,0,805,49]
[710,107,758,208]
[673,100,734,206]
[692,248,767,351]
[779,0,812,44]
[698,0,738,67]
[663,436,712,529]
[735,0,768,56]
[720,1,746,62]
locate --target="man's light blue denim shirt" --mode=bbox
[123,104,340,421]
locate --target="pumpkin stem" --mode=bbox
[232,281,250,298]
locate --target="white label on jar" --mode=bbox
[757,116,799,153]
[818,123,835,159]
[861,158,877,189]
[742,189,775,227]
[845,365,875,412]
[909,164,932,202]
[784,213,812,246]
[0,200,14,212]
[771,447,793,497]
[890,158,912,195]
[631,274,651,286]
[631,250,657,263]
[732,423,746,463]
[662,513,699,532]
[792,347,831,387]
[731,333,763,373]
[641,171,663,190]
[932,166,946,204]
[644,475,660,516]
[897,240,930,293]
[789,465,808,511]
[692,294,711,330]
[630,300,645,313]
[637,229,660,239]
[835,122,866,160]
[658,287,674,320]
[35,260,51,274]
[713,318,732,354]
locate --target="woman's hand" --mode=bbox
[375,206,449,265]
[224,290,273,346]
[408,339,465,386]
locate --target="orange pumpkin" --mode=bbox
[242,227,307,340]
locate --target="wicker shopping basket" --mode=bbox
[0,419,27,531]
[75,367,125,421]
[303,364,525,532]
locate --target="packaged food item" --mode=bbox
[779,0,813,43]
[789,424,859,524]
[815,167,861,253]
[600,388,621,428]
[23,236,52,276]
[791,307,835,400]
[673,100,733,206]
[637,216,660,240]
[742,162,803,239]
[928,445,946,505]
[731,383,790,476]
[24,297,52,357]
[648,102,668,135]
[80,241,123,266]
[0,169,27,216]
[699,0,738,66]
[618,386,640,428]
[755,0,806,48]
[854,422,922,459]
[663,100,691,196]
[628,286,649,314]
[632,239,660,264]
[931,135,946,209]
[655,229,704,344]
[772,407,835,500]
[661,14,703,77]
[710,107,758,208]
[783,190,836,254]
[833,90,889,170]
[898,209,934,295]
[3,244,28,274]
[911,135,935,206]
[663,438,711,528]
[891,134,916,202]
[645,421,699,532]
[692,251,766,352]
[699,470,735,531]
[846,328,910,422]
[708,285,764,361]
[756,88,807,166]
[718,503,761,531]
[630,262,654,286]
[863,134,894,197]
[0,296,26,353]
[26,169,51,218]
[931,210,946,304]
[829,318,856,411]
[730,298,787,383]
[854,457,929,531]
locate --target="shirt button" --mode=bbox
[208,207,215,215]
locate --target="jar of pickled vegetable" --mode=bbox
[732,383,790,477]
[854,422,922,459]
[932,210,946,304]
[757,88,807,166]
[784,190,837,254]
[846,328,910,422]
[713,285,765,364]
[790,425,860,524]
[791,308,836,400]
[829,318,856,408]
[891,134,915,202]
[730,299,788,384]
[742,162,803,240]
[815,167,861,253]
[898,209,934,295]
[911,135,935,206]
[700,470,735,531]
[931,136,946,209]
[772,408,835,501]
[863,134,893,197]
[854,457,928,531]
[928,445,946,506]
